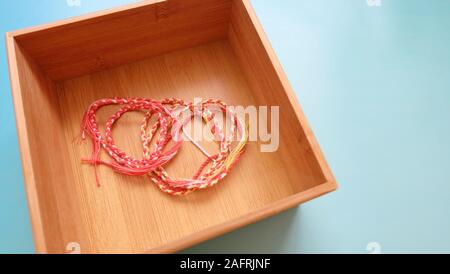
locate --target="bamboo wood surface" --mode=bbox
[6,0,337,254]
[14,0,233,81]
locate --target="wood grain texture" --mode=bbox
[6,38,76,253]
[229,0,337,185]
[54,41,325,253]
[14,0,233,81]
[6,36,48,253]
[6,0,337,254]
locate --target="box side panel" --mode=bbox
[228,0,337,187]
[14,0,233,81]
[10,40,85,253]
[146,181,337,253]
[6,34,47,254]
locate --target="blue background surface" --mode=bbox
[1,0,449,254]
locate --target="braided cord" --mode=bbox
[81,97,248,195]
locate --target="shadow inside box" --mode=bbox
[181,207,299,254]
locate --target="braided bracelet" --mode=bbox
[81,98,182,185]
[151,98,248,195]
[81,97,248,195]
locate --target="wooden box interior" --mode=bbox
[7,0,337,253]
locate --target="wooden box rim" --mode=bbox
[6,0,338,254]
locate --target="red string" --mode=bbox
[81,97,248,195]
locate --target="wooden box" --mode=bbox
[6,0,337,254]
